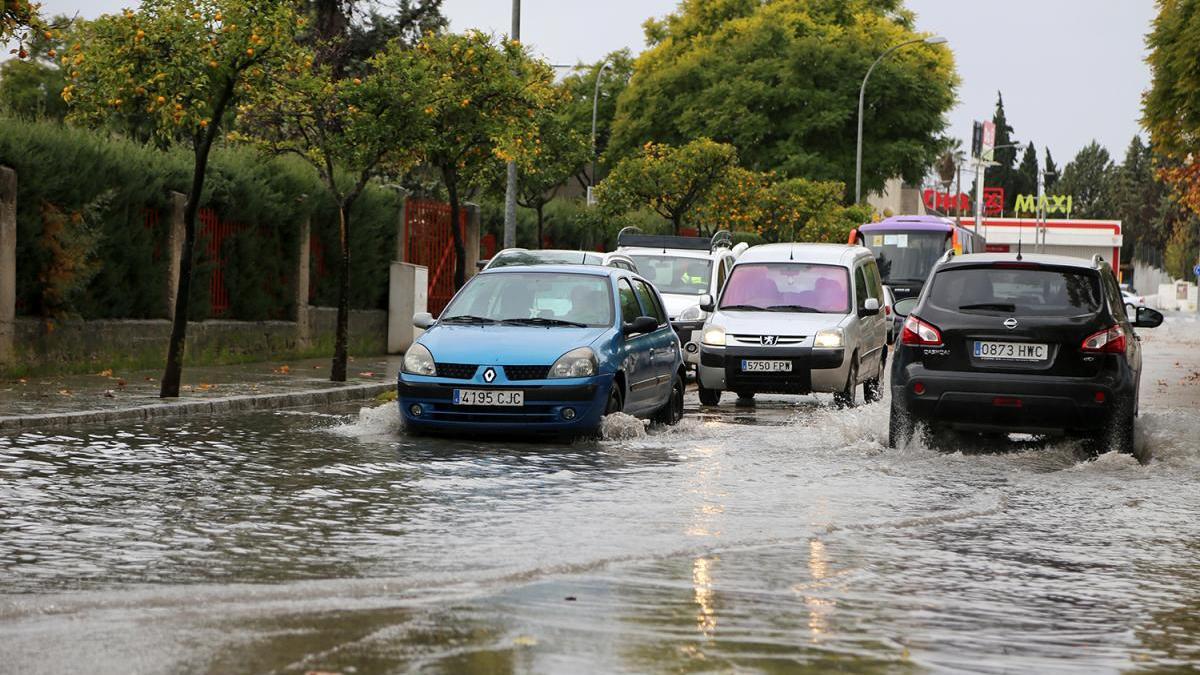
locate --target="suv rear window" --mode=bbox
[927,266,1102,316]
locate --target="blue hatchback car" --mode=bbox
[397,265,687,436]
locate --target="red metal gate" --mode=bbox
[405,199,466,316]
[198,207,243,316]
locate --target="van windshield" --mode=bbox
[720,263,850,314]
[628,255,712,295]
[927,266,1102,316]
[862,230,949,284]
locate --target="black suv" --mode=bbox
[889,252,1163,456]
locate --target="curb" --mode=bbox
[0,382,395,432]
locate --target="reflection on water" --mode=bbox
[1,397,1200,673]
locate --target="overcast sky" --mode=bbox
[45,0,1157,166]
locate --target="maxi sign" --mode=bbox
[1013,193,1073,216]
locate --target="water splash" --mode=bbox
[329,403,402,438]
[600,412,646,441]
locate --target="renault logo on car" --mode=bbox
[1003,318,1019,330]
[761,335,778,346]
[482,367,497,383]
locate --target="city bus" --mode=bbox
[848,215,986,301]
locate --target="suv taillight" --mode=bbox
[1081,325,1126,354]
[901,315,943,347]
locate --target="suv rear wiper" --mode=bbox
[720,304,768,311]
[501,317,589,328]
[959,302,1017,312]
[767,304,821,313]
[441,315,498,324]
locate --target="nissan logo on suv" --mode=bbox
[1004,318,1019,330]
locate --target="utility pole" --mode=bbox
[502,0,521,249]
[589,61,612,206]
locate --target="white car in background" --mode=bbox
[616,228,743,365]
[482,248,639,274]
[1121,289,1147,316]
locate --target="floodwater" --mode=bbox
[2,319,1200,674]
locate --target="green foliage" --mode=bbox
[597,138,738,233]
[1053,142,1117,219]
[984,92,1021,210]
[1163,216,1198,282]
[558,49,635,186]
[1113,136,1169,261]
[695,168,868,243]
[1145,0,1200,219]
[0,116,401,319]
[609,0,957,200]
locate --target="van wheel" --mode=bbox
[654,373,685,426]
[863,365,883,403]
[699,387,722,406]
[888,400,913,449]
[604,383,624,415]
[834,357,858,408]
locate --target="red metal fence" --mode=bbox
[198,207,244,317]
[405,199,466,316]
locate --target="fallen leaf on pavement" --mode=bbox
[274,364,291,374]
[97,368,113,377]
[58,389,72,396]
[359,371,376,377]
[104,389,115,398]
[513,635,537,646]
[116,379,127,387]
[17,378,26,384]
[144,376,155,382]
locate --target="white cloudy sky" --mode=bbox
[44,0,1157,166]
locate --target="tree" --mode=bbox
[558,48,634,188]
[1053,142,1117,219]
[984,91,1021,211]
[408,31,555,289]
[0,19,67,120]
[1012,143,1038,214]
[3,0,45,53]
[607,0,957,202]
[1145,0,1200,219]
[237,41,431,383]
[66,0,301,397]
[597,139,738,234]
[1112,136,1168,260]
[1043,148,1059,192]
[512,96,590,247]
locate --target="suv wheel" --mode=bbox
[888,399,913,449]
[653,373,685,426]
[698,387,722,406]
[834,357,858,408]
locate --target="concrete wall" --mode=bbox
[7,307,386,376]
[1132,260,1174,301]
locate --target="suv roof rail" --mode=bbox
[939,248,956,264]
[616,226,642,243]
[1092,253,1107,267]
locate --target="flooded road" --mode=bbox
[2,316,1200,674]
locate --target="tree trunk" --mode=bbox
[671,213,682,236]
[330,203,351,382]
[536,204,544,249]
[160,131,222,397]
[445,171,467,290]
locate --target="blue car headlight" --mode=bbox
[549,347,598,378]
[403,343,436,376]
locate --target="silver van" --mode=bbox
[696,243,887,406]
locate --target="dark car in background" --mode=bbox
[889,253,1164,458]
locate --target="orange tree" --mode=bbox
[3,0,46,56]
[403,30,556,288]
[596,139,737,235]
[235,40,431,382]
[65,0,302,397]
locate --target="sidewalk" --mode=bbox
[0,355,403,430]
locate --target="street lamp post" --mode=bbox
[855,35,947,205]
[589,61,612,205]
[972,142,1024,239]
[502,0,521,248]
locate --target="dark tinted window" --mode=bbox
[633,280,668,324]
[854,266,869,310]
[618,279,642,323]
[927,266,1102,316]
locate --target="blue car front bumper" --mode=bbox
[397,372,614,435]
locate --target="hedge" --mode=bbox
[0,117,402,321]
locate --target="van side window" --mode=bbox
[854,266,869,310]
[865,260,883,301]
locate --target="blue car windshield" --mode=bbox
[442,272,614,327]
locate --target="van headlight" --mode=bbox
[678,305,704,322]
[549,347,597,378]
[814,328,844,349]
[702,325,726,346]
[402,343,436,376]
